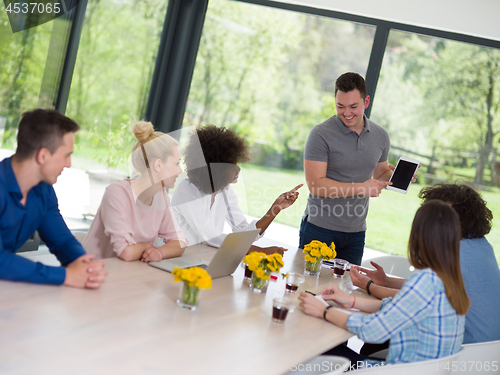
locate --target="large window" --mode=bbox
[181,1,500,261]
[0,5,54,149]
[369,31,500,259]
[3,0,499,261]
[182,0,375,229]
[64,0,169,218]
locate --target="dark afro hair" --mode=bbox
[184,125,250,194]
[418,183,492,239]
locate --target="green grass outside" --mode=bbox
[237,163,500,263]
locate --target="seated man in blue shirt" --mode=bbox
[0,108,107,288]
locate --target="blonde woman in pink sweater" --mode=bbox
[83,121,187,262]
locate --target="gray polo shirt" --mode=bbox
[303,115,390,232]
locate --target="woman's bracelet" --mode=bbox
[350,296,356,309]
[323,305,333,322]
[366,279,374,295]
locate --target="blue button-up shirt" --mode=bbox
[347,268,465,364]
[0,157,85,284]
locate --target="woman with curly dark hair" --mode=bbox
[349,183,500,347]
[171,125,302,255]
[418,183,500,343]
[419,183,492,239]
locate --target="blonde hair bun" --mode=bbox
[132,121,155,143]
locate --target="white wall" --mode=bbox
[281,0,500,42]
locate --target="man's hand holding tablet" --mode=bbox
[387,157,420,194]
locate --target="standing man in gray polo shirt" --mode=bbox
[299,72,392,265]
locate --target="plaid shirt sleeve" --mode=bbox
[346,270,437,343]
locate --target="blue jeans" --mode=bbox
[299,217,365,265]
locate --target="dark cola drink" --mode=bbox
[244,265,253,280]
[272,306,289,322]
[333,266,345,277]
[286,283,298,292]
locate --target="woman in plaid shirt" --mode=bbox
[299,200,470,366]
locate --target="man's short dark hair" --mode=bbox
[335,72,367,99]
[15,108,80,161]
[418,183,493,239]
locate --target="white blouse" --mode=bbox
[171,179,260,247]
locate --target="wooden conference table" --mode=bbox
[0,241,366,375]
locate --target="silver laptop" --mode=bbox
[149,229,260,279]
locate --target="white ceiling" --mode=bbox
[280,0,500,43]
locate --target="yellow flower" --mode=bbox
[245,252,284,277]
[172,267,183,283]
[172,266,212,290]
[185,270,197,283]
[320,242,336,260]
[195,274,212,290]
[244,252,267,271]
[249,260,260,271]
[320,247,331,257]
[275,256,284,267]
[304,240,337,261]
[243,253,254,265]
[267,253,284,271]
[255,268,266,279]
[330,244,337,260]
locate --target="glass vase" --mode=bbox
[304,258,323,277]
[250,272,269,293]
[177,282,201,310]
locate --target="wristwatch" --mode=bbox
[366,279,374,295]
[323,305,333,322]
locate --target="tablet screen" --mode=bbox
[391,160,418,190]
